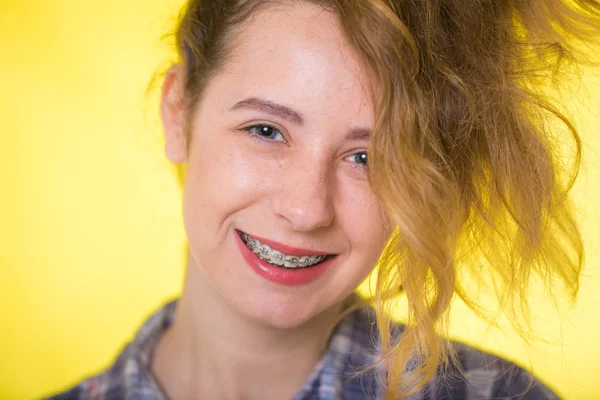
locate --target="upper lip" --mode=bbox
[237,230,333,256]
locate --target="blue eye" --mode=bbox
[347,151,368,168]
[243,124,285,142]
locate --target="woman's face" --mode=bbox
[163,2,389,328]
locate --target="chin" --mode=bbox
[235,293,332,330]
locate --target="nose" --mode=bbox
[271,157,335,232]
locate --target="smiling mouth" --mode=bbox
[236,231,333,269]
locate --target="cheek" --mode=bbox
[339,184,388,259]
[181,133,274,238]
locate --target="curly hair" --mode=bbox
[167,0,600,397]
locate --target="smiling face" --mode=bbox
[162,2,389,328]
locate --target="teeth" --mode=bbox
[239,232,328,269]
[258,245,270,257]
[284,256,299,268]
[269,250,285,264]
[298,256,310,268]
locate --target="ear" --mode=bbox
[161,64,188,164]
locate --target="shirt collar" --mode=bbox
[123,294,384,400]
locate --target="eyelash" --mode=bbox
[346,152,368,170]
[239,123,368,170]
[240,123,286,146]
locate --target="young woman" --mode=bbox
[48,0,600,399]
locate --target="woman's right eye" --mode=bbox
[241,124,285,143]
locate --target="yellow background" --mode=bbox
[1,1,599,399]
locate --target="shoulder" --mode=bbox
[44,343,157,400]
[44,301,176,400]
[44,345,129,399]
[348,305,560,399]
[436,341,561,399]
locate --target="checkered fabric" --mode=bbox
[46,298,559,399]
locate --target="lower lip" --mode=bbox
[234,231,336,286]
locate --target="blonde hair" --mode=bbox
[169,0,600,397]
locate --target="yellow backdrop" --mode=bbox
[1,1,599,399]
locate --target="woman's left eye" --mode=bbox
[346,151,368,168]
[242,124,285,142]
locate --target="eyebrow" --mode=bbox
[230,97,372,141]
[230,97,304,125]
[345,127,372,141]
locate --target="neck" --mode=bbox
[151,254,346,400]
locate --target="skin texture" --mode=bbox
[153,3,390,399]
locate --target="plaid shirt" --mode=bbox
[47,298,559,399]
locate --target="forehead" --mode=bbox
[211,2,374,124]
